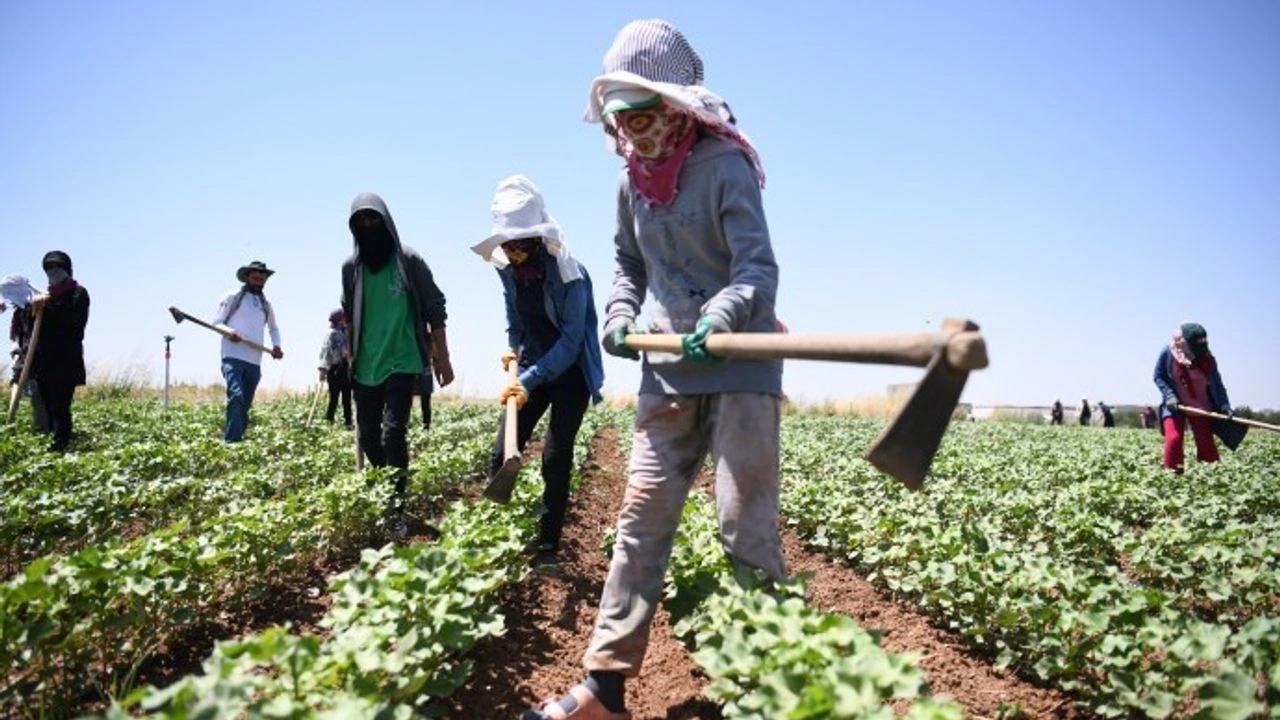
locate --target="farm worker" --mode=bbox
[213,260,283,443]
[341,193,454,539]
[526,20,786,720]
[1099,401,1114,428]
[1141,405,1157,429]
[1049,399,1064,425]
[317,309,352,428]
[1,274,50,432]
[1078,397,1091,426]
[470,174,604,566]
[28,252,90,452]
[1153,322,1245,471]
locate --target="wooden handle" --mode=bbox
[172,307,274,355]
[305,381,323,427]
[503,362,519,461]
[624,325,988,371]
[7,308,44,424]
[1177,406,1280,433]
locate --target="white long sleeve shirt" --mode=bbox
[214,288,281,365]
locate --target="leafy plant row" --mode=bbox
[108,481,542,718]
[0,402,492,570]
[0,407,493,717]
[778,417,1280,718]
[664,490,964,719]
[783,417,1280,622]
[106,402,616,717]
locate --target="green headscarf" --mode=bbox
[1180,322,1208,359]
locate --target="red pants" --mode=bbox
[1162,414,1219,470]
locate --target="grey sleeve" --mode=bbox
[604,176,646,332]
[407,252,447,328]
[702,155,778,331]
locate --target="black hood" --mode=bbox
[42,250,73,278]
[349,193,403,271]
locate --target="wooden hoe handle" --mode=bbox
[6,307,44,424]
[624,323,988,371]
[503,362,519,462]
[1177,406,1280,434]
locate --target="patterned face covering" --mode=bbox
[614,102,697,206]
[616,103,691,160]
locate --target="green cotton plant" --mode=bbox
[99,405,613,719]
[778,415,1280,719]
[657,483,962,719]
[0,401,495,571]
[0,399,498,717]
[111,464,546,718]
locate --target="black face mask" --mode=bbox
[356,226,396,271]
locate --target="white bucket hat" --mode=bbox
[584,19,765,186]
[0,275,38,307]
[470,175,582,282]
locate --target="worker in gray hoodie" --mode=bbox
[341,193,454,539]
[525,19,785,720]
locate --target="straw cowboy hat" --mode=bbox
[470,175,581,283]
[583,18,765,185]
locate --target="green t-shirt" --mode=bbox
[353,263,425,385]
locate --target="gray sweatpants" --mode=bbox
[584,392,787,675]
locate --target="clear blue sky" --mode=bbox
[2,1,1277,408]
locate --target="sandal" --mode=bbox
[520,684,631,720]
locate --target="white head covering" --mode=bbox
[470,175,582,283]
[584,19,765,187]
[0,275,38,308]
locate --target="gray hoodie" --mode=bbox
[340,193,447,372]
[606,136,783,395]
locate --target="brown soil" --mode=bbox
[781,528,1088,718]
[448,429,719,719]
[455,430,1095,719]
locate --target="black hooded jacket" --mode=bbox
[33,251,90,385]
[340,194,447,372]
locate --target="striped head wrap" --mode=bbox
[586,19,765,188]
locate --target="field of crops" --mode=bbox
[1,398,1277,719]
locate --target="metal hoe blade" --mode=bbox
[865,318,980,490]
[483,456,522,504]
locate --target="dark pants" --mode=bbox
[222,358,262,442]
[35,375,76,451]
[325,362,352,426]
[354,373,415,503]
[487,366,590,549]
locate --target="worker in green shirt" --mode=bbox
[341,193,454,539]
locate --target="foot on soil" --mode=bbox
[384,509,407,542]
[521,684,632,720]
[531,542,558,569]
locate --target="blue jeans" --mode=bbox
[222,357,262,442]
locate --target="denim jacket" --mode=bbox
[499,253,603,404]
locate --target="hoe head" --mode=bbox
[168,306,187,324]
[864,318,988,490]
[483,455,522,504]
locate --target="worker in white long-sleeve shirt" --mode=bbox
[213,260,283,442]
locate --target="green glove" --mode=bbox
[604,322,641,361]
[682,315,728,366]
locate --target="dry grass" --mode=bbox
[788,393,905,419]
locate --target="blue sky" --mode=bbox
[2,1,1277,408]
